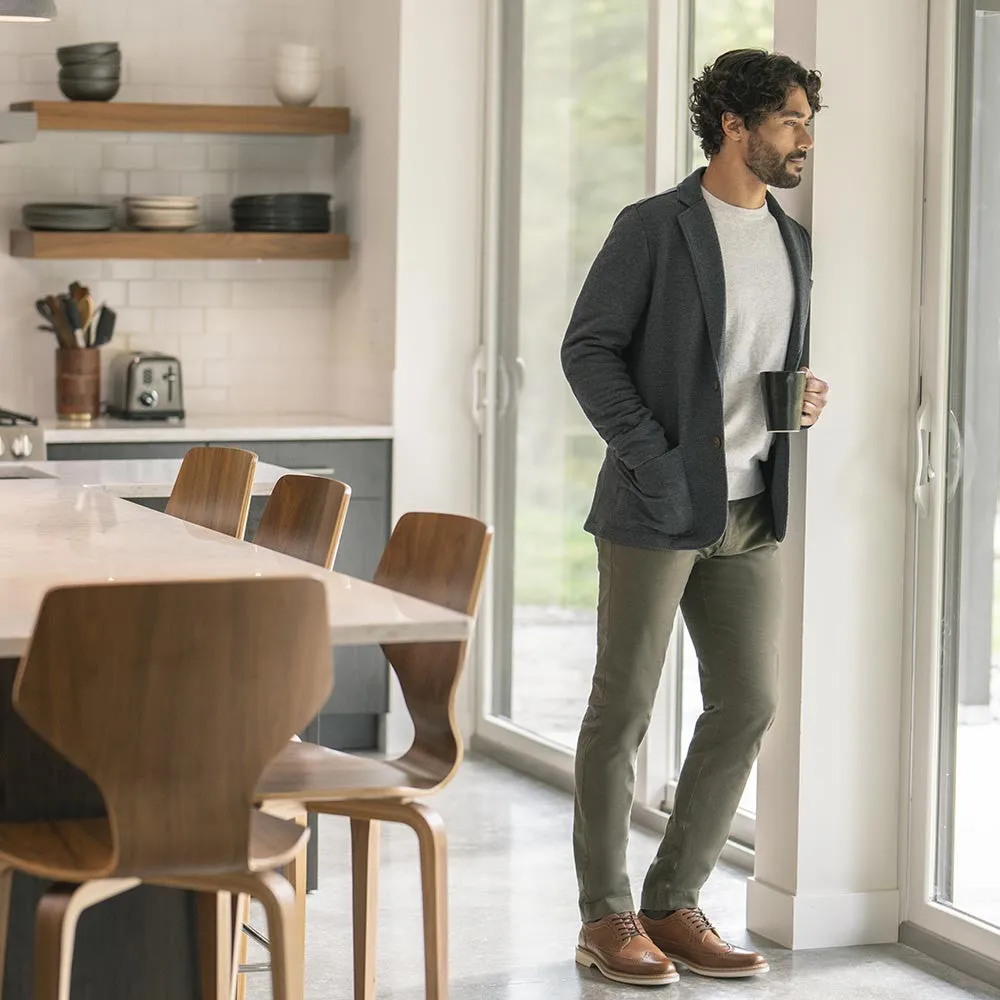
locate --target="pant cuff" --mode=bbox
[580,892,636,923]
[640,892,699,913]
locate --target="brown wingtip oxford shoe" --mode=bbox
[576,911,680,986]
[639,908,769,978]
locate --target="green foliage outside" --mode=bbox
[511,0,774,611]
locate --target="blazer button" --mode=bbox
[713,379,720,392]
[712,435,722,449]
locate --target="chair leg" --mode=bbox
[234,894,251,1000]
[312,800,451,1000]
[283,811,308,990]
[34,879,139,1000]
[350,818,380,1000]
[248,870,300,1000]
[0,867,12,999]
[196,891,234,1000]
[404,804,448,1000]
[229,894,246,1000]
[156,871,301,1000]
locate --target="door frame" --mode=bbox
[900,0,1000,967]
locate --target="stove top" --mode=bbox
[0,407,38,427]
[0,408,45,461]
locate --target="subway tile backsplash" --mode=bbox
[0,0,394,423]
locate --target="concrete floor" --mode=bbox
[245,755,1000,1000]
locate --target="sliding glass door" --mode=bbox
[486,0,652,754]
[906,0,1000,963]
[478,0,773,844]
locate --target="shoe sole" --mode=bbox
[661,953,770,979]
[575,947,680,986]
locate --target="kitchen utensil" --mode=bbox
[92,304,116,347]
[76,294,95,345]
[44,295,76,350]
[62,296,85,348]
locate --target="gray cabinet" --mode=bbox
[46,442,201,461]
[44,436,393,752]
[225,439,391,752]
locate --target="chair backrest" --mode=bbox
[165,446,257,538]
[14,577,332,878]
[373,512,492,784]
[253,475,351,569]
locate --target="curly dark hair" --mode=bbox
[690,49,822,157]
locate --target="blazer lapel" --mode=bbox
[769,199,811,370]
[678,200,726,371]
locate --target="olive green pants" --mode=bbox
[573,493,781,921]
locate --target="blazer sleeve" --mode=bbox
[560,204,669,470]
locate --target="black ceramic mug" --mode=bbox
[760,370,807,432]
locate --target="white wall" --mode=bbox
[748,0,926,948]
[387,0,488,751]
[327,0,401,424]
[0,0,395,421]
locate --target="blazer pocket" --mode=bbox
[619,447,694,534]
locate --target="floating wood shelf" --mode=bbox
[10,230,350,261]
[9,101,350,135]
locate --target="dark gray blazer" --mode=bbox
[561,167,812,550]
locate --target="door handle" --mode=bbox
[914,396,935,516]
[471,344,488,434]
[946,408,964,503]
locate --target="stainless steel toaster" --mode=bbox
[106,351,185,420]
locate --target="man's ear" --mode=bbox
[721,111,745,142]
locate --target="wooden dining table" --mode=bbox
[0,479,472,999]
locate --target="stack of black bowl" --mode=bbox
[57,42,121,102]
[230,194,332,233]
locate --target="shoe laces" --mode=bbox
[684,907,718,937]
[609,912,646,943]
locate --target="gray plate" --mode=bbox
[23,203,115,231]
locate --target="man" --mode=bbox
[562,49,829,987]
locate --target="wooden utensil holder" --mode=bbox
[56,347,100,421]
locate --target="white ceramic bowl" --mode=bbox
[277,42,320,62]
[277,53,321,66]
[273,75,321,107]
[275,69,320,88]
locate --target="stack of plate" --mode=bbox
[22,203,115,231]
[124,196,202,232]
[230,193,331,233]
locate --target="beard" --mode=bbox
[747,131,805,189]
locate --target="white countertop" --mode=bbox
[0,480,471,658]
[41,412,394,444]
[3,459,288,498]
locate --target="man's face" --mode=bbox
[744,86,814,189]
